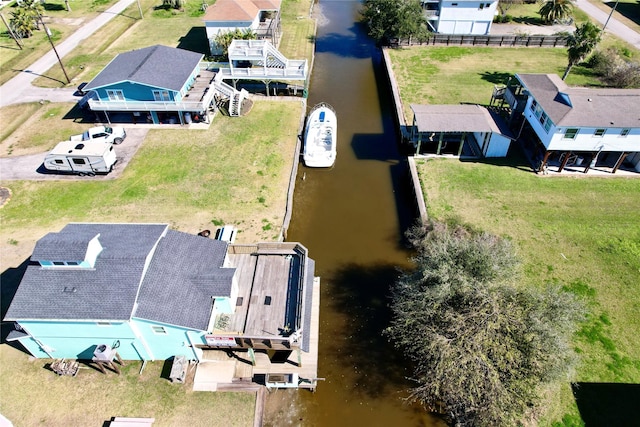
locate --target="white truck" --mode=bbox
[43,141,117,176]
[70,126,126,145]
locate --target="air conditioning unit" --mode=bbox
[93,344,114,362]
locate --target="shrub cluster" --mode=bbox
[588,48,640,88]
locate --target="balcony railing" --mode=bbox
[89,91,216,112]
[218,62,307,80]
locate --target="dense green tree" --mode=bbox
[497,0,524,19]
[10,0,44,37]
[214,28,257,57]
[539,0,574,24]
[162,0,184,9]
[386,222,584,427]
[9,8,35,38]
[563,21,602,80]
[361,0,429,44]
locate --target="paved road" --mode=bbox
[493,2,640,49]
[575,0,640,50]
[0,0,136,108]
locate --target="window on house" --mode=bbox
[451,2,458,5]
[564,128,579,139]
[53,261,65,266]
[620,129,630,137]
[106,89,125,101]
[594,129,606,137]
[152,326,167,334]
[97,322,112,327]
[479,3,484,9]
[539,112,547,125]
[485,2,491,7]
[153,90,171,102]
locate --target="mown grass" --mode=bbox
[387,47,602,122]
[279,0,316,63]
[497,1,590,26]
[415,157,640,425]
[0,100,303,264]
[0,344,255,427]
[31,0,197,88]
[26,0,316,88]
[0,0,122,85]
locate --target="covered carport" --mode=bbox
[409,104,514,157]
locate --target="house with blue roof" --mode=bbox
[83,45,248,122]
[5,223,320,389]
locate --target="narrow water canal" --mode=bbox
[282,1,446,425]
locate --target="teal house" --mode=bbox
[4,223,238,361]
[4,223,319,390]
[84,45,223,124]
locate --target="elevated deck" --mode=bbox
[224,39,308,81]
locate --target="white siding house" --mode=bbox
[505,74,640,173]
[203,0,281,55]
[422,0,498,35]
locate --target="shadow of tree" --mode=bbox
[479,71,513,85]
[321,262,417,399]
[43,3,66,11]
[512,16,545,25]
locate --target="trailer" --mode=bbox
[44,141,117,176]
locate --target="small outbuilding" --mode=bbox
[409,104,514,157]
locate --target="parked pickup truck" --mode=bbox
[70,126,126,145]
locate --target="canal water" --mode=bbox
[279,1,446,425]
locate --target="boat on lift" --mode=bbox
[303,103,337,168]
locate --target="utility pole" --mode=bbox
[137,0,144,19]
[0,13,23,49]
[602,0,620,32]
[38,13,70,84]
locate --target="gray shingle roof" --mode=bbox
[31,231,95,261]
[4,223,169,321]
[517,73,640,128]
[134,230,235,331]
[84,45,204,92]
[410,104,512,137]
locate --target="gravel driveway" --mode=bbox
[0,127,148,181]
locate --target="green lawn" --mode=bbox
[0,100,303,266]
[0,344,255,427]
[30,0,208,87]
[497,1,591,26]
[389,44,640,424]
[0,0,122,85]
[17,0,316,88]
[416,157,640,425]
[387,46,602,123]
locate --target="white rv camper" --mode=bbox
[44,141,117,176]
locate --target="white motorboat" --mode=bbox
[303,103,337,167]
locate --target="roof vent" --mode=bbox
[587,98,592,102]
[75,143,84,150]
[63,286,77,293]
[264,296,272,305]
